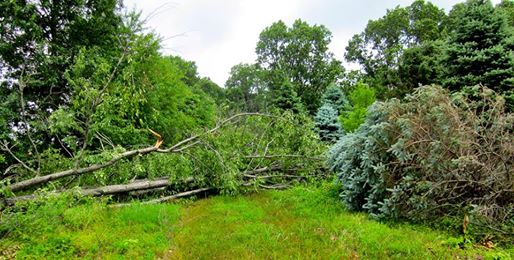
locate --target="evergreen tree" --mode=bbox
[443,0,514,95]
[272,79,305,114]
[321,83,348,110]
[314,104,344,143]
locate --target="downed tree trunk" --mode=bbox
[2,162,320,206]
[8,146,158,192]
[3,177,194,205]
[129,187,167,196]
[7,113,268,193]
[112,187,212,207]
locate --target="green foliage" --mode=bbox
[345,0,447,97]
[256,19,344,113]
[339,82,376,133]
[321,83,348,110]
[188,111,324,194]
[314,104,343,143]
[498,0,514,26]
[314,84,346,142]
[225,63,265,112]
[443,0,514,101]
[140,55,217,144]
[0,11,220,184]
[0,0,124,110]
[398,39,445,91]
[270,79,305,114]
[194,77,227,106]
[328,85,514,244]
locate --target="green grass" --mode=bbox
[1,185,513,259]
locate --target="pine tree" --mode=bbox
[272,79,305,113]
[314,104,344,143]
[443,0,514,95]
[321,83,348,110]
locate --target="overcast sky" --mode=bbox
[124,0,501,87]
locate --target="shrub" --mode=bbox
[328,85,514,243]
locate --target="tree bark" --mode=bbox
[8,146,158,192]
[112,187,211,207]
[3,177,194,205]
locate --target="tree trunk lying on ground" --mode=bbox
[2,164,320,206]
[3,177,193,205]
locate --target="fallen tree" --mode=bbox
[2,111,326,207]
[3,163,322,206]
[4,113,269,193]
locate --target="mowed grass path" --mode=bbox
[1,185,512,259]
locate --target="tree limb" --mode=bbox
[112,187,211,207]
[4,176,194,205]
[6,113,271,192]
[8,146,158,192]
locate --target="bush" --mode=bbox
[328,85,514,243]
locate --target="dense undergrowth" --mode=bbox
[1,184,512,259]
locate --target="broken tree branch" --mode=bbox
[4,176,194,205]
[8,146,158,192]
[244,154,323,160]
[1,142,37,175]
[6,113,271,193]
[112,187,211,207]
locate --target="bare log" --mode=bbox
[243,173,305,179]
[8,146,158,192]
[113,187,211,207]
[244,154,323,160]
[141,187,211,204]
[259,183,291,189]
[79,177,194,196]
[243,164,305,175]
[129,187,167,196]
[4,177,194,205]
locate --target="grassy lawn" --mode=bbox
[1,185,512,259]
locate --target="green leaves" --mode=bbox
[48,108,80,135]
[340,82,376,133]
[345,0,446,98]
[256,19,344,113]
